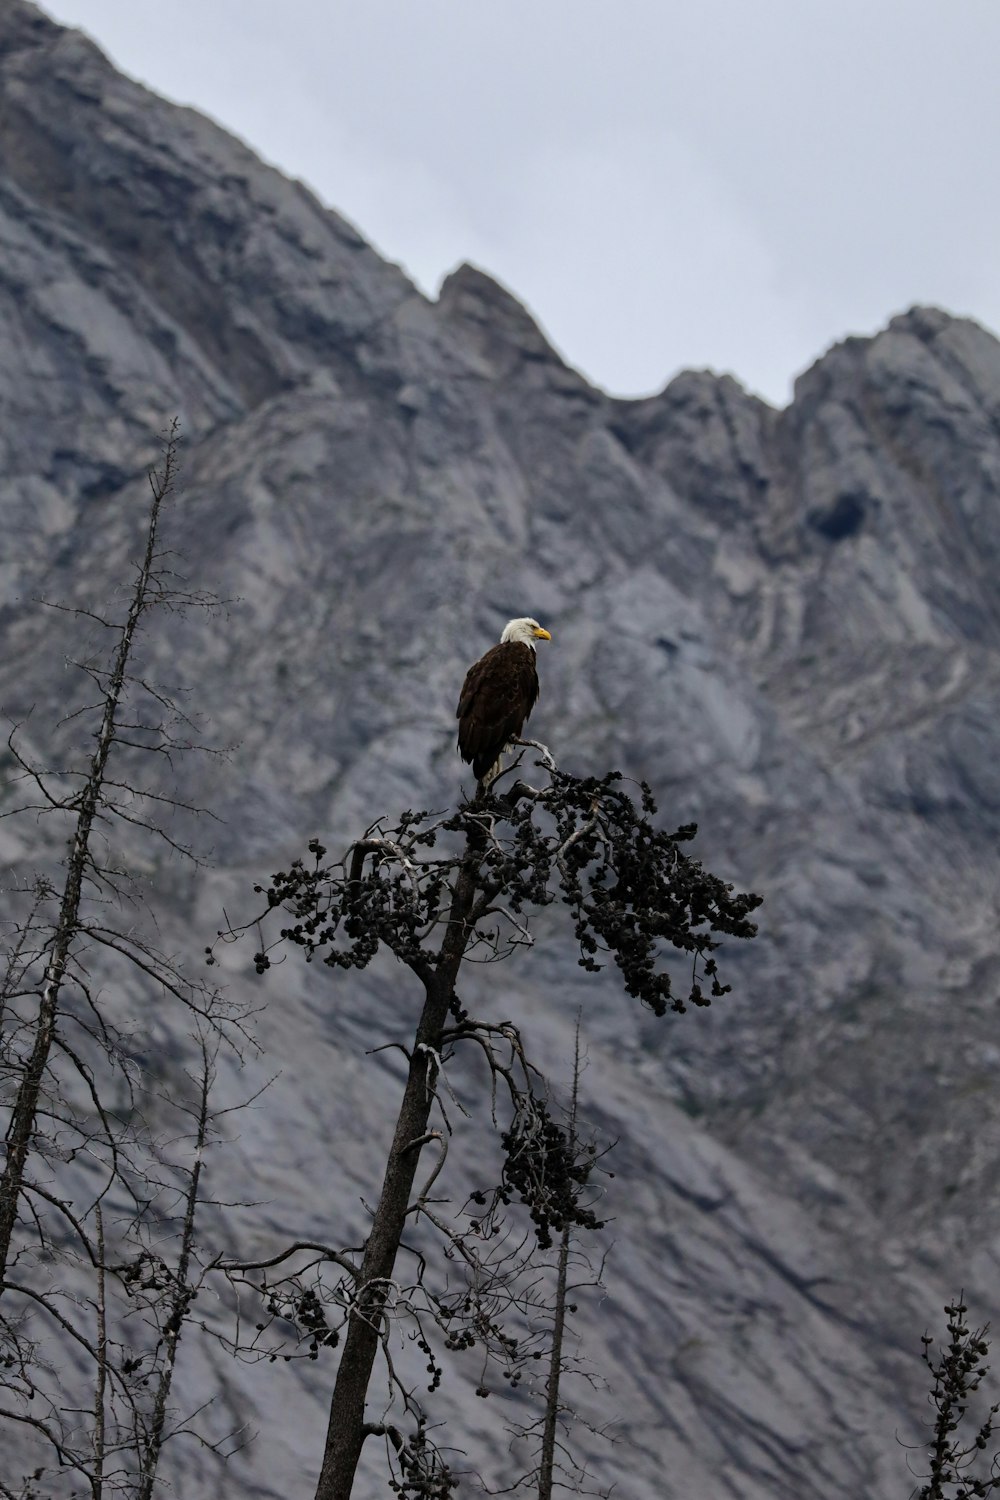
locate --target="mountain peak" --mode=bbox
[437,261,587,384]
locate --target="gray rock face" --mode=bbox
[3,3,1000,1496]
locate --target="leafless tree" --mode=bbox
[0,428,251,1495]
[522,1020,612,1500]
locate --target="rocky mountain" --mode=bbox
[3,2,1000,1496]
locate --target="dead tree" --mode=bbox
[0,428,250,1495]
[222,741,762,1499]
[531,1021,611,1500]
[0,422,213,1277]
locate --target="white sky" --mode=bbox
[40,0,1000,407]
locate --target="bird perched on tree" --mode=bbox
[456,618,551,790]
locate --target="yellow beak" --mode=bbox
[533,626,552,641]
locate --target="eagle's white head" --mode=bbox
[500,617,552,650]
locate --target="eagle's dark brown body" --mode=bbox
[456,640,540,784]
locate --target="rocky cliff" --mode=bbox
[3,3,1000,1496]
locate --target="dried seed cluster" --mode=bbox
[247,767,761,1018]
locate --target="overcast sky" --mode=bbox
[42,0,1000,407]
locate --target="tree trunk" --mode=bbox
[313,823,484,1500]
[537,1224,570,1500]
[0,440,172,1285]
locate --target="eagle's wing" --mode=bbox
[456,643,538,770]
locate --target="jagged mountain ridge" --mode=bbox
[3,2,1000,1496]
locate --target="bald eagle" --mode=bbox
[456,618,551,788]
